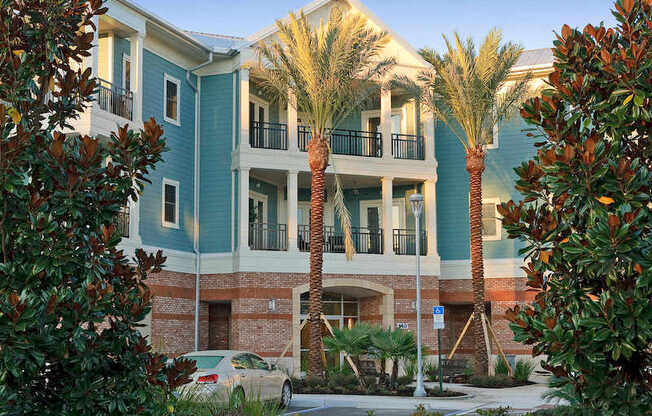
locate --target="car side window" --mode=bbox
[247,354,270,370]
[231,354,251,370]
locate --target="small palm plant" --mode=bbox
[370,327,418,386]
[252,8,394,378]
[394,29,530,376]
[323,323,374,384]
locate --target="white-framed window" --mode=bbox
[249,95,269,124]
[122,54,131,91]
[162,178,179,229]
[481,197,502,240]
[164,73,181,125]
[361,109,402,134]
[249,190,268,224]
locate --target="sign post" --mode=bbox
[433,306,445,393]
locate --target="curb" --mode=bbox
[291,392,475,410]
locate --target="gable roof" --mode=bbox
[514,48,555,70]
[185,31,246,50]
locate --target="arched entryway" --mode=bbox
[291,279,394,374]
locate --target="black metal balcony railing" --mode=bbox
[250,121,288,150]
[249,223,288,251]
[393,229,427,255]
[298,126,382,158]
[298,225,384,254]
[392,134,425,160]
[117,206,130,238]
[97,78,133,120]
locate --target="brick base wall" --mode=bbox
[146,269,532,360]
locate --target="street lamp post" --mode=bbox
[409,193,426,398]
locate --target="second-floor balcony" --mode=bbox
[117,206,130,238]
[298,126,382,158]
[249,222,288,251]
[393,229,427,255]
[97,78,133,120]
[298,225,384,254]
[250,121,288,150]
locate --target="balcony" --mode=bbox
[298,126,382,158]
[392,134,425,160]
[393,229,427,255]
[117,206,130,238]
[97,78,133,120]
[249,223,288,251]
[250,121,288,150]
[298,225,384,254]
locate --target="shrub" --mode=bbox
[411,404,444,416]
[396,375,413,387]
[402,358,418,380]
[476,407,511,416]
[469,375,521,388]
[502,0,651,413]
[494,357,510,376]
[0,1,195,415]
[424,361,439,381]
[513,359,536,383]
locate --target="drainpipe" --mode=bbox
[186,52,213,352]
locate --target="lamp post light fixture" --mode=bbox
[409,193,426,398]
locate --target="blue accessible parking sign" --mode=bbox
[433,306,445,329]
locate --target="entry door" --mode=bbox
[366,207,381,254]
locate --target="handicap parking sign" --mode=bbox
[433,306,445,329]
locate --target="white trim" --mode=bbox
[361,108,402,134]
[163,73,181,126]
[249,189,268,224]
[360,198,405,229]
[231,170,236,252]
[122,53,131,90]
[249,94,269,123]
[481,197,502,241]
[232,72,237,151]
[440,258,526,280]
[162,178,180,229]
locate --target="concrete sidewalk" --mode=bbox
[291,383,555,413]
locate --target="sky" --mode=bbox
[132,0,618,52]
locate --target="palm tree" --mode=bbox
[251,8,393,377]
[369,327,417,387]
[396,29,529,376]
[323,323,373,384]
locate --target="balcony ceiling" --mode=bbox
[251,168,423,189]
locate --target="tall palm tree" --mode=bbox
[396,29,529,376]
[251,8,393,377]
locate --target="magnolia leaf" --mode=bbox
[596,196,615,205]
[623,93,634,105]
[7,107,21,124]
[540,250,552,264]
[12,49,24,56]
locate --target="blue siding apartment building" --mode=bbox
[71,0,554,373]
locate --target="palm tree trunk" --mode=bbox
[307,135,329,378]
[466,145,489,376]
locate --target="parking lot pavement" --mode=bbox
[285,407,456,415]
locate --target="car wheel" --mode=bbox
[229,386,245,409]
[280,381,292,408]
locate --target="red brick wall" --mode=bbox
[208,303,231,350]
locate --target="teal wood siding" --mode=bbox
[338,110,362,131]
[138,49,196,252]
[113,37,130,89]
[199,73,234,253]
[249,177,278,225]
[435,116,537,260]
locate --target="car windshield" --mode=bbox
[183,355,224,369]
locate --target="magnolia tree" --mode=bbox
[500,0,651,413]
[0,1,194,415]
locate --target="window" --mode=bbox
[122,54,131,91]
[164,74,180,125]
[162,178,179,229]
[231,354,251,370]
[183,355,224,369]
[246,354,270,370]
[481,198,502,240]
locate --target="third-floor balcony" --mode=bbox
[391,134,425,160]
[298,126,382,158]
[97,78,133,120]
[250,121,288,150]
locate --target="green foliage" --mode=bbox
[469,375,526,388]
[174,388,282,416]
[494,357,509,376]
[323,322,374,359]
[0,1,195,415]
[501,0,652,414]
[424,361,439,382]
[513,359,535,383]
[476,407,511,416]
[402,358,419,381]
[370,327,418,385]
[411,404,444,416]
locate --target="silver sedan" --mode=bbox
[178,350,292,408]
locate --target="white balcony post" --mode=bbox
[86,15,99,76]
[423,179,438,258]
[287,170,299,252]
[239,68,250,150]
[381,177,393,256]
[106,32,115,84]
[129,33,144,123]
[423,110,435,162]
[239,168,250,253]
[287,89,298,152]
[381,87,392,159]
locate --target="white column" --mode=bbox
[287,89,298,152]
[239,68,250,150]
[106,32,115,84]
[381,177,393,256]
[287,170,299,252]
[423,110,435,162]
[381,87,392,159]
[423,179,438,258]
[87,16,99,76]
[129,33,144,123]
[239,167,250,253]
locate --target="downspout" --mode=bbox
[186,52,213,352]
